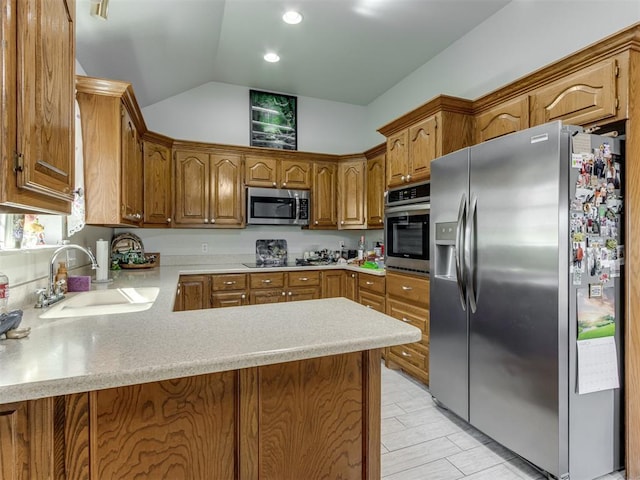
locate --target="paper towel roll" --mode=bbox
[96,239,109,281]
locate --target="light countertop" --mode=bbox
[0,264,419,404]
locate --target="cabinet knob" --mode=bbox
[272,182,277,187]
[401,350,412,358]
[211,218,216,223]
[204,219,209,223]
[379,219,383,223]
[299,277,308,281]
[406,175,411,182]
[241,294,246,299]
[341,221,344,225]
[282,291,286,296]
[401,175,405,182]
[262,279,272,284]
[223,281,236,285]
[315,220,319,225]
[366,305,372,308]
[351,274,355,278]
[288,292,292,296]
[282,182,287,187]
[366,281,373,285]
[401,317,410,323]
[167,218,172,223]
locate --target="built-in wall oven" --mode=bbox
[384,181,430,276]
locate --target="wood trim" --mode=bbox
[238,368,259,480]
[29,397,54,480]
[63,393,91,480]
[364,142,386,159]
[141,130,173,147]
[377,95,474,136]
[363,349,381,480]
[625,48,640,480]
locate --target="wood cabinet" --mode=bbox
[338,157,366,229]
[250,271,287,304]
[358,274,385,313]
[345,271,358,301]
[287,270,321,301]
[475,96,529,143]
[0,0,75,214]
[76,76,146,226]
[365,147,386,229]
[385,271,430,385]
[3,350,380,479]
[211,273,248,308]
[245,154,311,189]
[174,149,244,227]
[529,57,624,128]
[379,96,474,190]
[321,270,345,298]
[143,134,173,227]
[174,275,210,311]
[311,162,338,229]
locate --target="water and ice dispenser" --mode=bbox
[434,221,458,280]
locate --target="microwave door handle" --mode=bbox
[467,195,478,313]
[295,196,300,221]
[455,194,467,311]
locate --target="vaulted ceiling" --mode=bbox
[76,0,511,108]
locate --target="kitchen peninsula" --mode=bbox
[0,264,420,479]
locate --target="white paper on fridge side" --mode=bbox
[577,336,620,394]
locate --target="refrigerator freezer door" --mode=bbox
[430,148,470,421]
[467,122,567,477]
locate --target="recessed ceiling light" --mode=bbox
[264,52,280,63]
[282,10,303,25]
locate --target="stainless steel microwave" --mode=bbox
[246,187,310,226]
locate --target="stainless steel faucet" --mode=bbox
[35,245,99,308]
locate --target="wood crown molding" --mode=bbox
[364,142,386,159]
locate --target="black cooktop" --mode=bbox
[242,258,337,268]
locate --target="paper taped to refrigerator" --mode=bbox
[577,336,620,394]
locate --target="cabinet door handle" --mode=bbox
[401,285,413,291]
[366,281,374,285]
[401,350,412,358]
[299,277,308,281]
[176,284,181,296]
[262,279,272,284]
[401,317,410,323]
[223,281,236,285]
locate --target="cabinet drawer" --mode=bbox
[386,272,430,306]
[358,274,385,294]
[386,298,429,334]
[211,291,248,308]
[211,274,247,291]
[287,270,320,287]
[250,272,285,289]
[358,290,385,313]
[389,343,428,371]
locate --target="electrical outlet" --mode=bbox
[201,243,208,253]
[338,240,345,249]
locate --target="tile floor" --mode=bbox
[380,366,626,480]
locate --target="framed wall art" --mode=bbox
[249,89,297,150]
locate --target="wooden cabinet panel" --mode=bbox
[476,96,530,143]
[245,155,277,187]
[358,290,385,313]
[366,153,385,228]
[358,274,385,295]
[311,162,338,229]
[529,58,620,127]
[251,289,287,304]
[408,116,437,182]
[121,105,144,223]
[386,131,409,188]
[288,270,321,287]
[280,159,311,189]
[386,298,429,334]
[338,159,366,229]
[287,286,321,301]
[210,153,244,226]
[93,373,238,479]
[211,291,248,308]
[322,271,345,298]
[174,275,210,311]
[14,0,75,204]
[143,139,172,226]
[174,151,209,225]
[345,272,358,301]
[386,271,430,307]
[250,272,285,289]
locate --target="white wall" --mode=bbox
[142,81,372,154]
[365,1,640,143]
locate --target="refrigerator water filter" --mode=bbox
[95,239,109,282]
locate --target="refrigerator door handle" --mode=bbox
[455,194,467,310]
[467,194,478,313]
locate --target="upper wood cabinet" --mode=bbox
[0,0,75,214]
[338,157,366,229]
[174,149,244,228]
[143,134,173,227]
[379,96,475,190]
[529,57,623,128]
[475,96,529,143]
[311,162,338,229]
[365,148,385,229]
[76,76,146,226]
[245,154,311,189]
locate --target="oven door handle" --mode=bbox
[455,194,467,311]
[384,203,430,215]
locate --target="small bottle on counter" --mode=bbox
[357,236,365,260]
[0,271,9,314]
[55,262,68,294]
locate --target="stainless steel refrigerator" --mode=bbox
[430,121,623,480]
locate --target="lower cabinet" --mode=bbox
[321,270,346,298]
[211,273,248,308]
[0,351,381,479]
[385,271,430,385]
[357,274,386,313]
[174,275,211,311]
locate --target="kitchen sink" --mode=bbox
[38,287,160,319]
